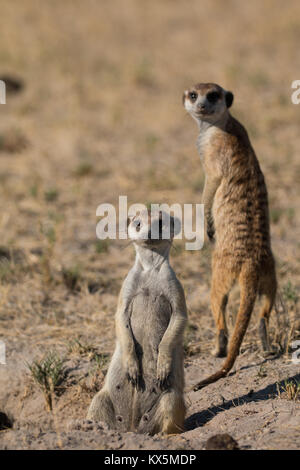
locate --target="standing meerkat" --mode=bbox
[87,210,187,434]
[183,83,277,390]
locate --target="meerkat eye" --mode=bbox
[206,91,220,103]
[189,91,197,102]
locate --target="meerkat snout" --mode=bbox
[128,210,180,245]
[183,83,234,123]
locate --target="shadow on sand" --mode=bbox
[185,372,300,431]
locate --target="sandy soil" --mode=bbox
[0,341,299,450]
[0,0,299,450]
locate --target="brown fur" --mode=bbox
[183,83,277,390]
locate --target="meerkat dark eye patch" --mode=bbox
[188,91,197,102]
[206,91,220,103]
[225,91,234,108]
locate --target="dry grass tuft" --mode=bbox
[27,352,66,411]
[277,379,300,401]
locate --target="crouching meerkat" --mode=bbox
[183,83,277,390]
[87,210,187,434]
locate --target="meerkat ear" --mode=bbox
[225,91,234,108]
[182,91,187,105]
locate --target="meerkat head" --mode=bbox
[128,209,180,249]
[183,83,234,124]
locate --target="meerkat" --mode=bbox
[183,83,277,390]
[87,209,187,434]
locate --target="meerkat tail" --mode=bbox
[193,268,258,391]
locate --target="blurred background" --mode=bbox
[0,0,299,377]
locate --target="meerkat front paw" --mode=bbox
[125,354,140,388]
[157,353,172,390]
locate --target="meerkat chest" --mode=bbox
[196,126,217,162]
[131,286,171,320]
[130,285,172,346]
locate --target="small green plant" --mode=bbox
[62,265,82,290]
[68,338,109,365]
[40,222,56,285]
[80,354,109,396]
[225,64,242,82]
[74,343,110,395]
[74,161,93,177]
[270,208,283,224]
[282,281,299,305]
[270,208,295,225]
[134,58,154,87]
[277,93,289,107]
[93,352,109,370]
[257,364,268,378]
[95,239,110,254]
[68,338,96,357]
[29,183,39,198]
[0,258,15,282]
[171,241,186,257]
[277,379,300,401]
[192,176,204,192]
[87,353,110,391]
[0,247,26,283]
[286,208,295,224]
[144,133,159,152]
[47,211,64,224]
[44,226,56,245]
[44,187,59,202]
[248,70,269,89]
[27,352,65,411]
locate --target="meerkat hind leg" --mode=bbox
[258,265,277,355]
[157,391,185,435]
[137,390,185,435]
[210,264,235,358]
[87,389,116,429]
